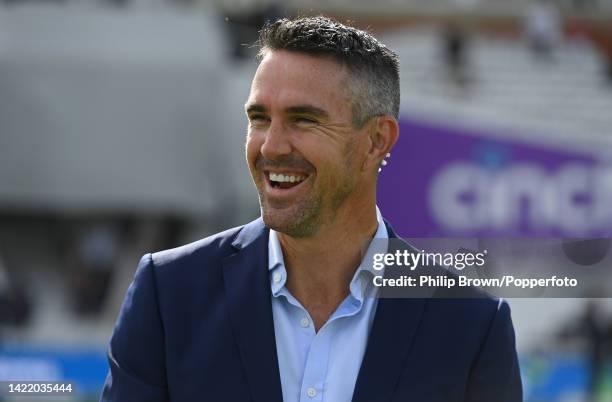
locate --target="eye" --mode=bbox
[293,116,318,125]
[248,115,270,125]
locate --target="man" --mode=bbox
[101,16,522,402]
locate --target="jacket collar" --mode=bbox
[353,219,428,402]
[231,217,267,250]
[223,217,283,402]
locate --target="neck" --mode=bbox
[276,197,379,330]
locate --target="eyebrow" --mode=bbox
[286,105,329,119]
[245,103,329,120]
[245,104,267,115]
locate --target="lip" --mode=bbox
[262,170,312,198]
[264,168,310,176]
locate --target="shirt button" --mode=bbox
[307,387,317,398]
[273,272,282,283]
[300,318,310,328]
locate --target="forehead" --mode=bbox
[247,50,351,115]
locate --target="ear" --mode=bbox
[362,116,399,173]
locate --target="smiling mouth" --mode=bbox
[267,172,308,190]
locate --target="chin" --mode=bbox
[261,206,319,238]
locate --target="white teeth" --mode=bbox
[269,173,306,183]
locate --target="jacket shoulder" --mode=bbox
[150,224,243,268]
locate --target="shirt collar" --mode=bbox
[268,229,287,296]
[268,207,389,300]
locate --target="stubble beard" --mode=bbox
[258,173,355,239]
[259,188,323,238]
[254,141,360,238]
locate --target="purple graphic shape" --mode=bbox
[377,116,607,237]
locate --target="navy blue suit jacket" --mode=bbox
[101,218,522,402]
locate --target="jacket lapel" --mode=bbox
[222,218,283,402]
[352,220,428,402]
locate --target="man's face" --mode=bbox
[245,50,370,237]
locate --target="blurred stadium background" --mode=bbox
[1,0,612,400]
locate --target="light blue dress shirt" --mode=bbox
[268,208,388,402]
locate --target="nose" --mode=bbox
[260,119,292,160]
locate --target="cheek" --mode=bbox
[245,131,262,167]
[321,143,361,189]
[298,145,344,185]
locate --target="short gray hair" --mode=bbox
[257,16,400,128]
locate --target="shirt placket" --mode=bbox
[299,320,331,402]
